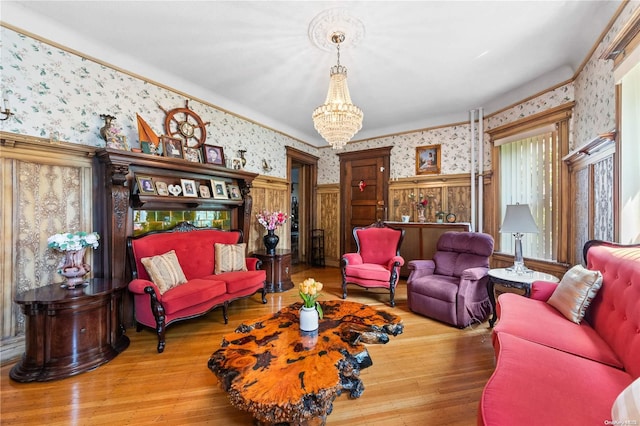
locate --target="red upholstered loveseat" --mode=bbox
[127,222,266,353]
[479,241,640,425]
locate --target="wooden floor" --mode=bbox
[1,265,496,425]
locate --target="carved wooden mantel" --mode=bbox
[94,149,258,324]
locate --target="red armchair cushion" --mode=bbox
[344,263,391,283]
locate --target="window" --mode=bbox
[498,128,559,261]
[488,103,573,264]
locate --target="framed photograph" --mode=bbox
[203,145,225,165]
[162,136,183,159]
[416,144,441,175]
[183,146,202,163]
[211,179,229,199]
[227,184,242,201]
[199,185,211,198]
[181,179,198,197]
[155,181,169,196]
[231,157,243,170]
[136,176,156,195]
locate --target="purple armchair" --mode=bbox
[407,231,494,328]
[341,221,405,307]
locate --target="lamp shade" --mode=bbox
[500,204,539,234]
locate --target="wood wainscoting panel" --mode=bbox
[0,132,95,362]
[251,176,291,255]
[446,185,471,224]
[317,184,340,267]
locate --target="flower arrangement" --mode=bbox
[256,210,288,231]
[299,278,324,318]
[408,192,428,210]
[47,231,100,251]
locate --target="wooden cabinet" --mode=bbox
[10,279,129,382]
[384,222,471,277]
[253,249,293,293]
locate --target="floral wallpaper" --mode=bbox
[317,123,490,184]
[0,27,315,179]
[2,0,637,187]
[573,2,639,148]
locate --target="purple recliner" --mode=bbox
[407,231,494,328]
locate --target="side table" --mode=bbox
[487,268,559,327]
[10,278,130,382]
[252,249,293,293]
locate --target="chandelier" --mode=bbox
[312,32,363,149]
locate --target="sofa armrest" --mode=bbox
[530,280,558,301]
[245,257,260,271]
[129,278,161,299]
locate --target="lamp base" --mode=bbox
[506,261,532,275]
[508,235,532,275]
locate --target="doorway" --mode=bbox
[286,147,319,265]
[338,147,392,254]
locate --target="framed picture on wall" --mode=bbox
[416,144,441,175]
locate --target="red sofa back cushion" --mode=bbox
[586,243,640,378]
[131,229,241,281]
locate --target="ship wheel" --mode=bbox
[161,100,210,148]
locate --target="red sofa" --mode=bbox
[128,222,267,353]
[479,240,640,425]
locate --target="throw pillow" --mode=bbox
[141,250,188,294]
[547,264,603,324]
[611,378,640,423]
[214,243,248,274]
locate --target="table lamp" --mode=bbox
[500,204,539,274]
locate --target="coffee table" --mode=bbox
[208,300,403,425]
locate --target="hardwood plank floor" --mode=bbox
[1,266,496,425]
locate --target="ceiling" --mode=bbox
[2,1,622,148]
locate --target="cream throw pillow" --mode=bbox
[214,243,248,274]
[141,250,188,294]
[611,378,640,424]
[547,264,603,324]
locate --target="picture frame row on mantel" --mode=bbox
[136,175,242,201]
[137,135,244,170]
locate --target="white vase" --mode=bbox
[299,306,319,332]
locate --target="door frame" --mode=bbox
[338,146,392,255]
[286,147,318,264]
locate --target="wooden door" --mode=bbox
[338,147,392,254]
